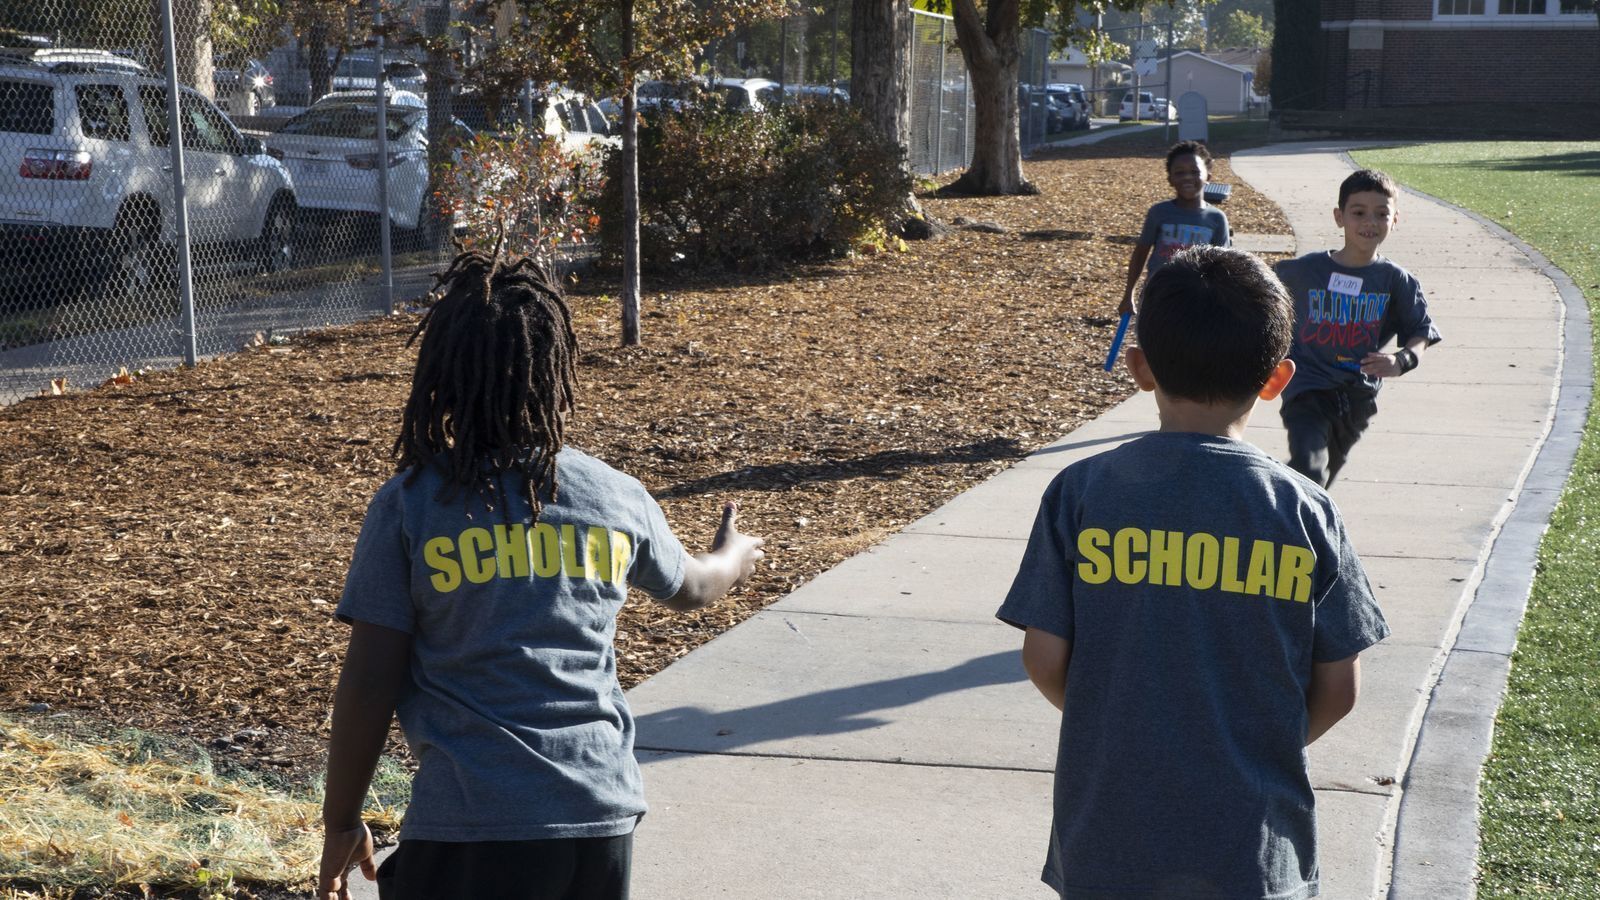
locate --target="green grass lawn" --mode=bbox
[1352,142,1600,896]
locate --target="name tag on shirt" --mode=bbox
[1328,273,1363,297]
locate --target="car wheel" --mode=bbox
[108,223,160,299]
[258,200,294,273]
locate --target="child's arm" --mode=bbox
[1360,335,1430,379]
[1120,243,1153,316]
[661,501,765,612]
[1021,627,1072,712]
[317,621,412,899]
[1305,654,1360,745]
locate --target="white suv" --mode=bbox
[0,49,297,298]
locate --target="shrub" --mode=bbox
[435,127,603,268]
[597,100,912,272]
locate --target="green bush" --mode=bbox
[597,100,912,271]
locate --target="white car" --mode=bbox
[312,88,426,110]
[0,49,297,297]
[1119,91,1176,121]
[264,97,441,231]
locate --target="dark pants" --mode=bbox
[1280,387,1379,488]
[376,832,633,900]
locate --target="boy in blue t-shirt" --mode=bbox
[1275,168,1442,487]
[1118,140,1231,316]
[1001,246,1389,899]
[316,250,765,900]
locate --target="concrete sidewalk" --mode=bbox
[619,144,1582,899]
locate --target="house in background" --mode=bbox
[1320,0,1599,107]
[1141,48,1264,114]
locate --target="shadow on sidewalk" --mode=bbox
[634,649,1026,759]
[655,437,1028,500]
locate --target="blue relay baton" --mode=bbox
[1103,312,1131,373]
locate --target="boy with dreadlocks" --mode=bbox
[316,249,765,900]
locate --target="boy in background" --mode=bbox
[1274,168,1441,487]
[316,250,765,900]
[1001,246,1389,899]
[1119,140,1230,316]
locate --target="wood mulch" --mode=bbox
[0,139,1289,786]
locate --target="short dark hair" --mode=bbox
[1165,140,1212,172]
[1136,246,1292,404]
[1338,169,1399,208]
[396,249,579,520]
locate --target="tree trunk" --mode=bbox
[945,0,1033,195]
[423,3,454,251]
[166,0,215,100]
[849,0,939,233]
[305,23,336,104]
[849,0,911,152]
[620,0,642,347]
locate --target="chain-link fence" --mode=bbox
[0,0,466,405]
[1,1,1090,403]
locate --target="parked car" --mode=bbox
[330,52,426,97]
[711,78,769,113]
[313,88,426,110]
[1047,82,1090,130]
[213,57,274,117]
[0,48,297,298]
[1119,91,1175,121]
[264,97,446,233]
[454,86,616,157]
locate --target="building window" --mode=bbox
[1439,0,1595,13]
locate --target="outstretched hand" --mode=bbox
[317,822,376,900]
[711,501,765,587]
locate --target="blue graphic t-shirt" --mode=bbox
[1138,200,1230,276]
[997,433,1389,900]
[1275,251,1441,401]
[337,448,689,842]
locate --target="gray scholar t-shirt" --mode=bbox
[1139,200,1230,277]
[997,433,1388,900]
[338,448,688,842]
[1274,251,1441,402]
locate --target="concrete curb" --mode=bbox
[1374,176,1595,899]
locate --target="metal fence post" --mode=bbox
[935,21,946,174]
[157,0,199,367]
[1164,21,1173,144]
[375,9,394,313]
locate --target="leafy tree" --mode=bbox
[478,0,791,345]
[1208,8,1269,48]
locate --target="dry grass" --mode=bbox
[0,716,402,896]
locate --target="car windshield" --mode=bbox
[280,104,421,140]
[336,57,380,78]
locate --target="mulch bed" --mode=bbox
[0,139,1289,786]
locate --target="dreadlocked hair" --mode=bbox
[395,247,579,523]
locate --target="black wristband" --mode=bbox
[1395,348,1419,374]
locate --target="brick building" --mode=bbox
[1321,0,1599,108]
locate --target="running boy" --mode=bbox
[1000,246,1389,899]
[316,250,765,900]
[1118,140,1230,315]
[1274,168,1441,487]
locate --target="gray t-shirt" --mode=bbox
[997,433,1388,899]
[1275,251,1441,402]
[337,448,688,842]
[1139,200,1230,276]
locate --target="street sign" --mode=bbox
[1135,57,1159,77]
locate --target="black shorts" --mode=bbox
[1280,387,1379,488]
[376,832,633,900]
